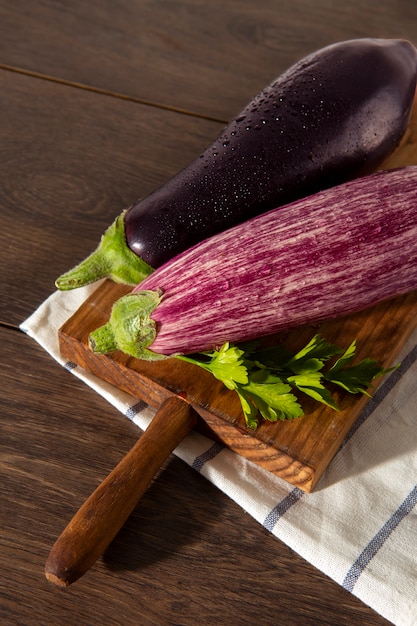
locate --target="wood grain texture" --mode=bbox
[45,396,199,586]
[1,0,417,120]
[0,70,221,326]
[1,327,391,625]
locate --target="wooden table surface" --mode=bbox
[2,2,416,624]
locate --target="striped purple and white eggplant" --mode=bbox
[89,166,417,360]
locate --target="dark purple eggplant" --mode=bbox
[56,38,417,290]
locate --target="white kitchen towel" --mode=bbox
[21,284,417,626]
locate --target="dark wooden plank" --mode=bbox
[0,69,221,326]
[0,326,391,625]
[1,1,417,120]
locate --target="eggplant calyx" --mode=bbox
[55,212,154,290]
[88,290,165,360]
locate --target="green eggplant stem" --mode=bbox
[55,212,154,290]
[88,290,165,361]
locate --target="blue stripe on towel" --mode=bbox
[192,442,225,472]
[342,484,417,592]
[64,361,77,371]
[125,400,148,421]
[263,487,304,531]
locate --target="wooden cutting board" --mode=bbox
[59,281,417,493]
[58,97,417,494]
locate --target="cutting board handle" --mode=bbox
[45,395,198,586]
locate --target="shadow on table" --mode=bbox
[102,454,227,573]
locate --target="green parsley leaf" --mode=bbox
[239,372,304,426]
[176,334,394,429]
[204,342,249,390]
[287,371,340,411]
[241,342,292,371]
[325,340,357,374]
[285,334,344,374]
[324,340,397,395]
[325,357,396,396]
[234,389,260,430]
[178,342,248,391]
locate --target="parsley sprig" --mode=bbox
[177,335,396,429]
